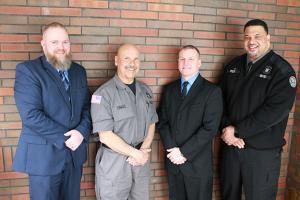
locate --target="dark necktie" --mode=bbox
[247,62,253,73]
[182,81,189,98]
[58,70,69,91]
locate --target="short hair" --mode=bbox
[181,45,200,57]
[244,19,268,34]
[42,22,68,35]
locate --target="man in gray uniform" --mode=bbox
[91,44,158,200]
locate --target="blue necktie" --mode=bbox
[58,70,69,91]
[182,81,189,98]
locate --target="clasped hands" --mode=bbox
[127,148,151,166]
[221,125,245,149]
[167,147,187,165]
[64,130,84,151]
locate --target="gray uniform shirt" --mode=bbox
[91,75,158,181]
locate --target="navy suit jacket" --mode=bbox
[158,74,223,177]
[13,56,91,176]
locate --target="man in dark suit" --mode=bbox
[13,22,91,200]
[158,45,223,200]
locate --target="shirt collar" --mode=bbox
[247,48,271,65]
[181,72,199,87]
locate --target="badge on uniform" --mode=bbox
[262,66,272,75]
[146,92,152,99]
[228,67,239,74]
[91,95,102,104]
[289,76,297,88]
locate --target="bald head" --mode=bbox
[115,44,140,84]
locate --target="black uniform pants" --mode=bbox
[220,145,281,200]
[168,170,212,200]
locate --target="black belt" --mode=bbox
[102,142,143,150]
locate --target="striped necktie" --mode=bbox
[58,70,69,91]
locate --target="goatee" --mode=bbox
[46,52,72,71]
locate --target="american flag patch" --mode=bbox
[91,95,102,104]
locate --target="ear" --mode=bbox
[114,56,118,66]
[198,59,202,69]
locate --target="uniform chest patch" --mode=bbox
[263,66,272,75]
[91,95,102,104]
[228,67,239,74]
[289,76,297,88]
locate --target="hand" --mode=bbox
[221,126,245,149]
[64,130,84,151]
[127,148,151,166]
[167,147,187,165]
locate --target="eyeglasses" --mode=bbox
[48,40,70,47]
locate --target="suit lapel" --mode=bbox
[171,79,183,110]
[179,74,203,112]
[40,56,71,110]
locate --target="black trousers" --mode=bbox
[168,170,212,200]
[220,145,281,200]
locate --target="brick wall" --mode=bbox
[0,0,299,199]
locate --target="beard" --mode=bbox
[45,51,72,71]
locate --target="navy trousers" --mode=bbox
[29,151,82,200]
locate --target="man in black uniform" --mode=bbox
[219,19,297,200]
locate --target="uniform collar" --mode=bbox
[247,48,271,65]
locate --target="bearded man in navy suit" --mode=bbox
[13,22,91,200]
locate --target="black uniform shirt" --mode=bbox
[220,50,297,149]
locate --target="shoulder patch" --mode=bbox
[91,95,102,104]
[289,76,297,88]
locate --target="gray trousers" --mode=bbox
[95,147,150,200]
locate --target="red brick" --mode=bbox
[80,182,94,189]
[110,19,146,27]
[277,13,300,22]
[0,0,26,5]
[277,0,300,7]
[287,22,300,29]
[199,48,225,55]
[226,33,243,40]
[137,45,158,54]
[148,3,183,12]
[72,53,107,61]
[69,0,108,8]
[194,31,225,40]
[157,62,177,69]
[3,147,12,171]
[137,78,157,86]
[0,6,40,15]
[0,70,16,79]
[41,7,81,16]
[29,16,69,25]
[11,194,30,200]
[0,172,27,180]
[158,46,179,54]
[70,17,109,26]
[1,44,41,52]
[249,12,276,20]
[109,2,147,10]
[274,44,300,51]
[0,34,27,43]
[121,10,158,19]
[0,88,14,96]
[216,24,243,33]
[83,9,120,18]
[122,28,158,37]
[227,17,249,26]
[0,148,4,172]
[159,13,193,22]
[228,2,256,10]
[145,70,179,78]
[0,53,28,61]
[28,35,42,42]
[284,51,300,58]
[217,9,247,17]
